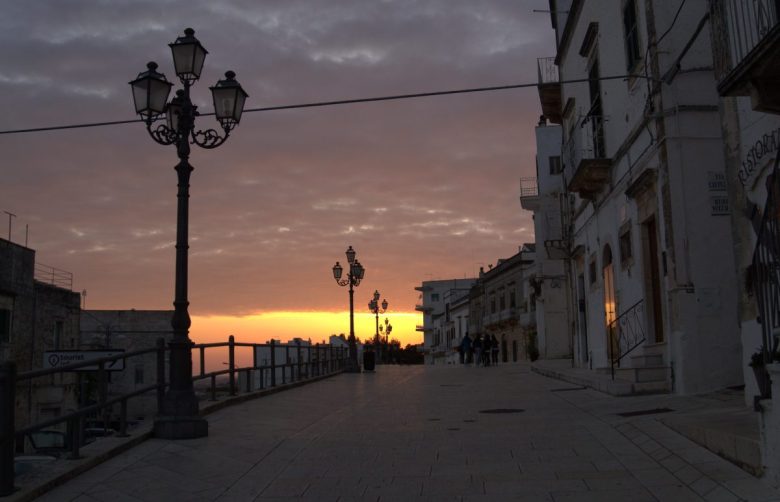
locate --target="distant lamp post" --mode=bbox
[368,291,388,357]
[379,317,393,344]
[332,246,365,372]
[129,28,248,439]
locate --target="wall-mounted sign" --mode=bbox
[708,171,727,191]
[710,195,730,216]
[43,350,125,371]
[738,127,780,189]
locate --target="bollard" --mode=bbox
[228,335,236,396]
[156,338,166,413]
[210,374,217,401]
[296,341,302,381]
[270,340,276,387]
[0,362,16,496]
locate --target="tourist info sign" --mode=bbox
[43,350,125,371]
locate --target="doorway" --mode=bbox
[643,217,664,342]
[603,245,618,361]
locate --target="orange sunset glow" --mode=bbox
[190,311,420,347]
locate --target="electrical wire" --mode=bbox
[0,74,655,136]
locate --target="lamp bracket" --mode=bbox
[146,121,177,146]
[192,127,229,149]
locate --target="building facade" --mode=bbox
[539,0,742,394]
[0,238,81,451]
[80,309,173,422]
[521,118,573,360]
[415,278,476,364]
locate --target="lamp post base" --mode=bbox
[154,415,208,439]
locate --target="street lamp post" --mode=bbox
[129,28,248,439]
[332,246,365,372]
[378,316,393,363]
[368,291,388,361]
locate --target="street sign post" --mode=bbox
[43,350,125,371]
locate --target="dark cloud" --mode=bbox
[1,0,553,317]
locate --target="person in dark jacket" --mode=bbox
[491,335,500,364]
[473,335,483,366]
[482,335,492,366]
[459,333,472,364]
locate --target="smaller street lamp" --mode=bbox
[368,291,389,362]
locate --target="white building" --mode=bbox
[521,118,572,360]
[709,1,780,486]
[541,0,742,394]
[415,278,476,364]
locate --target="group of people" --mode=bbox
[458,333,499,366]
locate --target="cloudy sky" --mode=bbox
[0,0,554,343]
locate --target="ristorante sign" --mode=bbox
[739,127,780,189]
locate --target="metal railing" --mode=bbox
[723,0,780,75]
[564,114,607,179]
[609,300,647,379]
[519,177,538,198]
[750,155,780,383]
[0,337,347,495]
[33,263,73,290]
[537,57,559,85]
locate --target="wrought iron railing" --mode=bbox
[537,57,559,85]
[0,337,347,495]
[609,299,647,379]
[564,114,607,177]
[750,156,780,377]
[33,263,73,290]
[722,0,780,75]
[519,177,538,198]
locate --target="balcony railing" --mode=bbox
[537,57,559,85]
[715,0,780,110]
[724,0,779,72]
[537,57,562,123]
[34,263,73,290]
[564,114,611,199]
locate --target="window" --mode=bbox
[510,290,517,309]
[53,320,64,349]
[0,309,10,344]
[549,156,562,175]
[619,223,633,268]
[135,366,144,385]
[490,296,496,314]
[499,294,506,311]
[623,0,641,70]
[589,255,598,285]
[430,293,439,302]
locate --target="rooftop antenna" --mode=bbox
[3,211,15,242]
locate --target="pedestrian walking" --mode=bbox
[482,334,492,367]
[491,335,500,365]
[473,334,483,366]
[459,333,472,364]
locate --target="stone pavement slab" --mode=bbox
[28,364,780,501]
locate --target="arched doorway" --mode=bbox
[603,244,618,362]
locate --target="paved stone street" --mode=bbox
[37,364,780,501]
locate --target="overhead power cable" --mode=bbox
[0,74,653,136]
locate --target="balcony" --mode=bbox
[519,177,539,211]
[564,115,611,200]
[537,57,561,123]
[415,325,431,332]
[415,304,433,313]
[715,0,780,112]
[414,285,431,292]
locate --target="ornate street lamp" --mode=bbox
[379,317,393,363]
[332,246,365,372]
[129,28,248,439]
[368,291,388,353]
